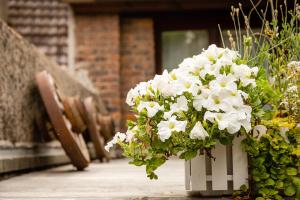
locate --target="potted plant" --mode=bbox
[106,1,300,199]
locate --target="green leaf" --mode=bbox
[254,157,265,166]
[219,134,234,145]
[233,190,242,196]
[292,177,300,186]
[147,172,158,180]
[275,181,284,189]
[274,194,284,200]
[240,184,248,192]
[265,178,275,186]
[129,160,145,166]
[284,185,296,196]
[260,172,270,180]
[259,187,270,196]
[286,167,298,176]
[253,175,261,182]
[179,150,197,160]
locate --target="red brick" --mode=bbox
[120,18,155,130]
[75,14,121,130]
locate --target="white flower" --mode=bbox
[221,93,245,111]
[253,125,267,140]
[169,68,182,81]
[217,48,239,66]
[179,55,210,78]
[164,96,189,119]
[157,116,187,142]
[232,64,258,87]
[204,111,248,134]
[172,96,189,111]
[126,81,153,106]
[135,81,150,96]
[279,127,290,143]
[104,141,114,152]
[190,122,209,140]
[193,88,210,111]
[126,88,138,106]
[178,57,196,71]
[137,101,163,118]
[125,127,137,142]
[202,63,221,77]
[124,44,256,144]
[177,79,201,96]
[179,76,202,96]
[116,132,126,141]
[163,110,174,120]
[287,85,298,92]
[204,92,232,112]
[193,55,211,70]
[152,70,176,97]
[209,74,237,93]
[105,132,126,152]
[288,61,300,71]
[230,105,252,132]
[202,44,223,62]
[167,69,202,96]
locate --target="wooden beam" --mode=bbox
[63,0,95,3]
[69,0,248,14]
[65,0,291,14]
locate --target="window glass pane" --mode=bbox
[162,30,209,71]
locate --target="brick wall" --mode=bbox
[75,16,156,131]
[120,18,155,129]
[75,15,121,129]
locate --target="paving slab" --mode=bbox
[0,159,230,200]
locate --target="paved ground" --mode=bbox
[0,159,212,200]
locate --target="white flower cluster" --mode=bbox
[106,44,258,151]
[104,129,137,151]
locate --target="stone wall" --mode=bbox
[0,20,106,173]
[120,18,155,129]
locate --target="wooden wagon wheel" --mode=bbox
[61,96,87,133]
[83,97,110,162]
[74,96,88,124]
[97,114,115,142]
[36,71,90,170]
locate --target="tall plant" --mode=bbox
[221,1,300,199]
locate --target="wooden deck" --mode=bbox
[0,158,231,199]
[0,159,180,199]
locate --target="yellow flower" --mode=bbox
[293,145,300,157]
[262,117,296,129]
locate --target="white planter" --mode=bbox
[185,137,248,196]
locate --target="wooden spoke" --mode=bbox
[36,70,90,170]
[83,97,110,162]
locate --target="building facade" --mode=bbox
[3,0,260,131]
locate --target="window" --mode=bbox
[162,30,209,71]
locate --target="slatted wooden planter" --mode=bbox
[185,137,248,196]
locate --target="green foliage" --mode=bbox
[225,1,300,198]
[242,127,299,199]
